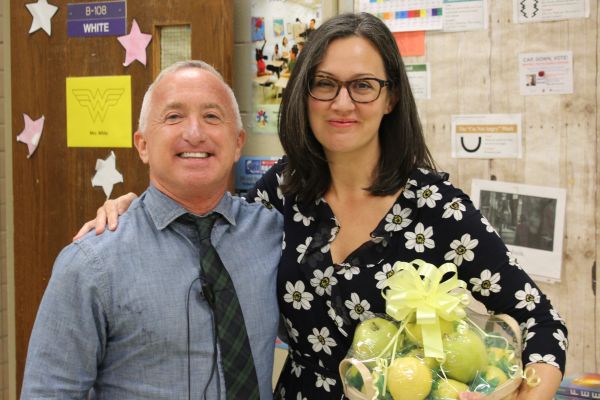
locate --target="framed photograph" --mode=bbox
[471,179,566,282]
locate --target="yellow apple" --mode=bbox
[405,319,455,345]
[387,356,432,400]
[406,347,440,370]
[351,317,399,360]
[441,328,487,383]
[432,378,469,400]
[483,365,508,386]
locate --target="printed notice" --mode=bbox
[519,51,573,96]
[406,63,431,100]
[451,114,522,159]
[443,0,488,32]
[66,75,132,147]
[513,0,589,23]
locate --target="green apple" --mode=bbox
[387,356,432,400]
[431,378,469,400]
[405,319,455,345]
[483,365,508,386]
[487,346,508,364]
[351,317,399,360]
[441,328,487,383]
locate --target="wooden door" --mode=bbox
[11,0,233,391]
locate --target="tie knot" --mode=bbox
[192,213,219,240]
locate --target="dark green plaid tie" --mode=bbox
[194,213,260,400]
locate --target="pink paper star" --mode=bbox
[117,19,152,67]
[17,113,45,158]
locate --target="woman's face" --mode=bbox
[308,36,393,159]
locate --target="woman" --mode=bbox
[76,13,566,400]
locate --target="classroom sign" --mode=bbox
[67,0,126,37]
[66,75,132,148]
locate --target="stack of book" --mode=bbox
[556,373,600,399]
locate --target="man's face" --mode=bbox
[135,68,245,199]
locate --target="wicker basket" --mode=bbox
[339,312,523,400]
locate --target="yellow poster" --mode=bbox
[66,75,132,147]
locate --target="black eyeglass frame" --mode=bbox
[308,76,392,103]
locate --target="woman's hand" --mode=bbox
[73,192,138,241]
[459,392,484,400]
[515,363,562,400]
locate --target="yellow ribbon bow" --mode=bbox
[383,259,470,359]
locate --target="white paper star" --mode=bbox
[25,0,59,36]
[91,151,124,199]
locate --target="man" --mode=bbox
[21,61,283,399]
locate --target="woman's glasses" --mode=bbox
[309,75,391,103]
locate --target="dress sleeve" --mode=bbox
[245,157,287,214]
[20,244,108,398]
[431,181,568,375]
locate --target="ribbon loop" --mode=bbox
[383,259,469,359]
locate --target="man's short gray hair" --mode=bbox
[138,60,243,133]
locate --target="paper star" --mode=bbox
[17,114,45,158]
[91,151,124,199]
[117,19,152,67]
[25,0,59,36]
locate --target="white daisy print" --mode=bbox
[469,269,501,296]
[442,198,466,220]
[315,373,336,392]
[310,266,338,296]
[321,225,339,253]
[528,353,559,369]
[291,360,304,378]
[308,327,337,355]
[506,251,522,270]
[550,309,566,325]
[282,232,286,250]
[515,283,540,311]
[417,184,442,208]
[444,233,478,266]
[284,317,299,343]
[296,236,313,263]
[481,216,499,236]
[284,281,314,310]
[553,329,568,351]
[344,292,372,321]
[254,189,273,209]
[296,393,307,400]
[336,263,360,280]
[276,173,285,204]
[384,204,412,232]
[374,263,395,289]
[326,300,348,337]
[418,168,431,175]
[293,204,314,226]
[519,317,536,345]
[403,179,417,199]
[404,222,435,253]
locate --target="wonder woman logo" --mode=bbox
[71,88,125,122]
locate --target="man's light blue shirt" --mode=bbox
[21,186,283,399]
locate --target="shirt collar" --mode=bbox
[143,185,237,230]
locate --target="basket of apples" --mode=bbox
[339,259,524,400]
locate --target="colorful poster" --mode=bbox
[358,0,444,32]
[251,16,266,42]
[451,114,522,159]
[273,18,284,37]
[235,157,280,192]
[519,51,573,96]
[253,104,280,134]
[66,75,132,147]
[394,31,425,56]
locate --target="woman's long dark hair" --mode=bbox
[278,12,436,207]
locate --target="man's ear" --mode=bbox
[234,129,247,162]
[134,131,149,164]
